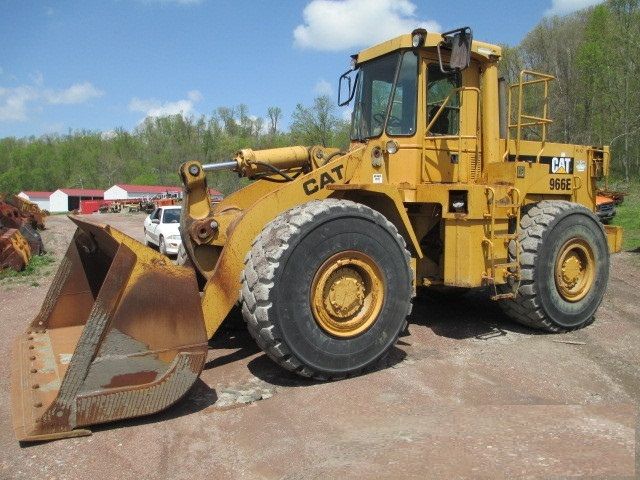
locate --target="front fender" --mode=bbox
[180,148,364,338]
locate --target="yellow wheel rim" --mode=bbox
[554,238,595,303]
[310,251,384,338]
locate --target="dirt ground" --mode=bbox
[0,213,638,479]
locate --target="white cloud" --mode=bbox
[294,0,441,51]
[0,76,104,122]
[128,90,203,120]
[314,79,334,97]
[0,86,39,122]
[545,0,603,16]
[187,89,203,102]
[44,82,104,104]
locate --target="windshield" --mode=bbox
[350,53,400,140]
[162,208,181,224]
[350,51,418,140]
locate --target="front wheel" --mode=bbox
[159,235,167,255]
[240,199,413,379]
[501,201,610,332]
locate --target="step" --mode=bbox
[493,262,520,269]
[491,292,516,300]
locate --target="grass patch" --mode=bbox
[608,180,640,251]
[0,253,56,284]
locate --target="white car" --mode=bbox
[143,206,182,255]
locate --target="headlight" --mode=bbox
[385,140,399,154]
[411,28,427,47]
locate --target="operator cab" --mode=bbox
[338,28,502,185]
[340,28,478,141]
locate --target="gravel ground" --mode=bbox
[0,213,638,479]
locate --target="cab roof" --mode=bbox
[355,31,502,65]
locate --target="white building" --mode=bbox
[104,184,223,202]
[17,191,52,211]
[104,184,183,201]
[49,188,104,213]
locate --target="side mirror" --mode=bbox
[338,69,359,107]
[152,219,160,224]
[437,27,473,73]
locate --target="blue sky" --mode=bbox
[0,0,602,138]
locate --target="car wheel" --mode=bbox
[159,236,167,255]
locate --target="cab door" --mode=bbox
[422,60,481,184]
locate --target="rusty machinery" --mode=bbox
[0,228,31,271]
[5,194,47,230]
[0,196,46,267]
[11,28,623,442]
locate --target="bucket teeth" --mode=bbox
[11,219,208,442]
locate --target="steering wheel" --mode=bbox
[373,113,402,128]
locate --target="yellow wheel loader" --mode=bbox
[11,27,623,442]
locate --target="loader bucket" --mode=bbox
[11,217,208,442]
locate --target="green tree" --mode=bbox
[290,95,347,148]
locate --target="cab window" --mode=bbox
[426,65,461,136]
[351,53,399,139]
[386,51,418,136]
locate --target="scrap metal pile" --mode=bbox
[0,195,47,272]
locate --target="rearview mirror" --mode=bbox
[338,68,359,107]
[437,27,473,73]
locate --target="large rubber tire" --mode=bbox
[500,200,610,332]
[240,199,413,380]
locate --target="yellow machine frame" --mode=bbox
[180,32,621,335]
[11,28,623,442]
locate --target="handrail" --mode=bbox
[503,70,555,162]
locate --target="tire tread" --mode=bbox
[501,200,606,332]
[240,199,412,380]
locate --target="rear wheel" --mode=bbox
[501,200,609,332]
[240,199,413,379]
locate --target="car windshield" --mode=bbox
[162,209,181,224]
